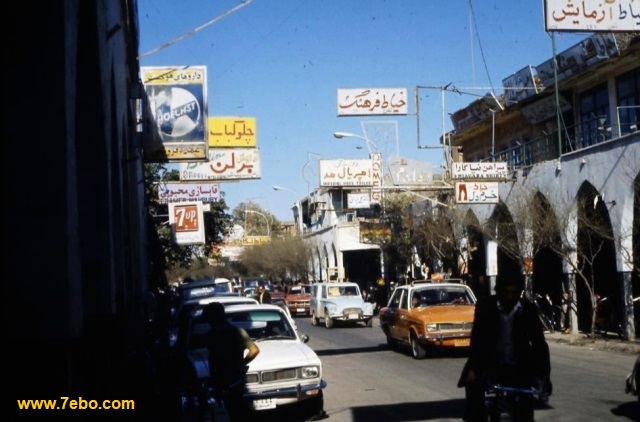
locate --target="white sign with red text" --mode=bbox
[169,201,205,245]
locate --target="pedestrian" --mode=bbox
[203,302,260,422]
[457,277,552,422]
[253,283,271,304]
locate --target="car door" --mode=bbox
[384,289,404,340]
[395,290,412,341]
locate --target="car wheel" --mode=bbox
[325,313,334,329]
[365,318,373,327]
[411,334,427,359]
[311,312,319,326]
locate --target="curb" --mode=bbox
[545,332,640,354]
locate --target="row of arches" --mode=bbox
[461,178,637,339]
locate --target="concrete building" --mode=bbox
[295,32,639,339]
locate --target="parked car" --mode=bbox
[625,354,639,401]
[166,295,259,348]
[285,284,312,317]
[271,297,292,319]
[153,295,260,400]
[310,282,374,328]
[379,279,477,359]
[174,277,237,306]
[184,304,326,420]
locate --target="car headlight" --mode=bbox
[328,305,338,314]
[426,323,438,332]
[301,366,320,378]
[364,303,373,313]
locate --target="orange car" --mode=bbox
[379,279,477,359]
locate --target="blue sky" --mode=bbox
[137,0,587,221]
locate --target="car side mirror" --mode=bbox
[300,334,309,343]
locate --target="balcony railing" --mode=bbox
[480,109,639,170]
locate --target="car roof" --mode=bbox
[223,303,285,313]
[177,277,232,289]
[199,296,258,305]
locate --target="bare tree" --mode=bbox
[238,236,312,283]
[412,203,478,281]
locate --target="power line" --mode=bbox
[139,0,257,59]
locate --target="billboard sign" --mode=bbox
[337,88,408,116]
[536,33,619,88]
[208,117,256,147]
[157,182,220,204]
[544,0,639,31]
[180,148,261,181]
[169,201,205,245]
[502,65,540,106]
[387,156,434,185]
[141,66,208,162]
[347,192,372,209]
[455,182,499,204]
[319,158,375,187]
[452,162,509,180]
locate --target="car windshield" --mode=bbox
[328,285,359,297]
[189,309,297,350]
[413,286,475,307]
[289,286,309,294]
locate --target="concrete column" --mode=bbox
[567,273,579,334]
[621,271,636,341]
[486,239,498,294]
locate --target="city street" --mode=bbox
[291,316,639,422]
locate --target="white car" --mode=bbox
[166,295,259,348]
[186,304,326,419]
[310,282,375,328]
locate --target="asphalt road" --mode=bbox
[290,315,639,422]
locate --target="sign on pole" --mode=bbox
[169,201,205,245]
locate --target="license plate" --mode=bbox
[348,313,359,320]
[297,308,306,313]
[454,338,470,346]
[253,398,276,410]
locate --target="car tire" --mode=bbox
[311,312,319,326]
[365,318,373,327]
[325,313,334,329]
[411,334,427,359]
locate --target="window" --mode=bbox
[400,291,408,309]
[389,290,402,309]
[579,83,609,147]
[511,138,522,168]
[616,68,639,136]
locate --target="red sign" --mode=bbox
[173,204,200,232]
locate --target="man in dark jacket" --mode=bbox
[458,277,551,422]
[253,284,271,304]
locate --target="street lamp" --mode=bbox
[273,185,304,234]
[243,209,270,236]
[333,131,378,155]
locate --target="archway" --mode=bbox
[575,182,618,334]
[464,211,488,298]
[488,202,523,289]
[531,192,564,308]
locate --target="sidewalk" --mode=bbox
[544,330,640,354]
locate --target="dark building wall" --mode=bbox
[7,0,150,408]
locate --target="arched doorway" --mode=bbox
[575,183,618,334]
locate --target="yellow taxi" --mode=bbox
[379,279,476,359]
